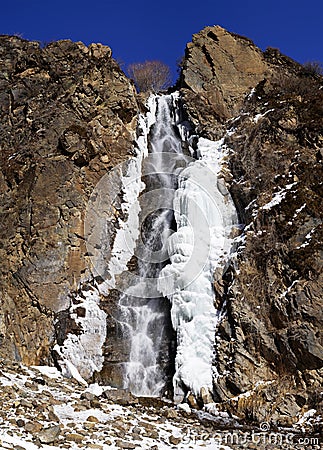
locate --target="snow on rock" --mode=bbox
[31,365,62,379]
[53,348,88,386]
[297,227,316,249]
[247,87,256,100]
[0,433,50,450]
[177,402,192,414]
[85,382,105,396]
[229,380,275,402]
[296,408,317,426]
[253,108,274,123]
[158,136,238,402]
[54,287,106,381]
[294,408,322,433]
[261,182,297,210]
[279,280,299,299]
[100,155,145,293]
[294,203,306,217]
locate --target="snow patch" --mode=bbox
[261,182,297,210]
[294,203,306,217]
[253,108,274,123]
[247,87,256,100]
[296,408,317,425]
[297,227,316,249]
[177,402,191,414]
[55,287,106,381]
[101,156,145,292]
[85,382,105,396]
[279,280,299,299]
[53,404,111,425]
[32,366,62,379]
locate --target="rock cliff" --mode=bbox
[180,25,323,425]
[0,36,138,365]
[0,25,322,429]
[179,25,270,138]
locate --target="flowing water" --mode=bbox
[118,94,187,396]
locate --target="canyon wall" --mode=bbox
[0,26,322,426]
[0,36,138,364]
[180,25,323,424]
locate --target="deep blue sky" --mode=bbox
[1,0,322,82]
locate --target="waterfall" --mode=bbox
[85,92,238,400]
[118,94,188,396]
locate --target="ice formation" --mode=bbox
[158,136,238,401]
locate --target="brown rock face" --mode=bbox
[0,27,322,428]
[180,25,270,138]
[0,36,138,364]
[180,26,323,423]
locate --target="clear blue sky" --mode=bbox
[1,0,322,82]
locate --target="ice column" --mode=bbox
[158,137,238,402]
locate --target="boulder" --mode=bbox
[37,425,61,444]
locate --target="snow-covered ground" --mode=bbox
[0,362,236,450]
[0,361,320,450]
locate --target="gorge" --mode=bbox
[0,24,322,445]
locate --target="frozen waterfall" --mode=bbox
[99,92,238,400]
[158,136,238,401]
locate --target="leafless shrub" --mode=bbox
[271,72,318,98]
[302,61,323,77]
[127,60,172,92]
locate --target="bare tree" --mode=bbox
[127,60,172,92]
[302,61,323,77]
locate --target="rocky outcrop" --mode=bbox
[0,36,138,364]
[180,26,323,425]
[179,25,271,138]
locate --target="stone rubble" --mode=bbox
[0,360,321,450]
